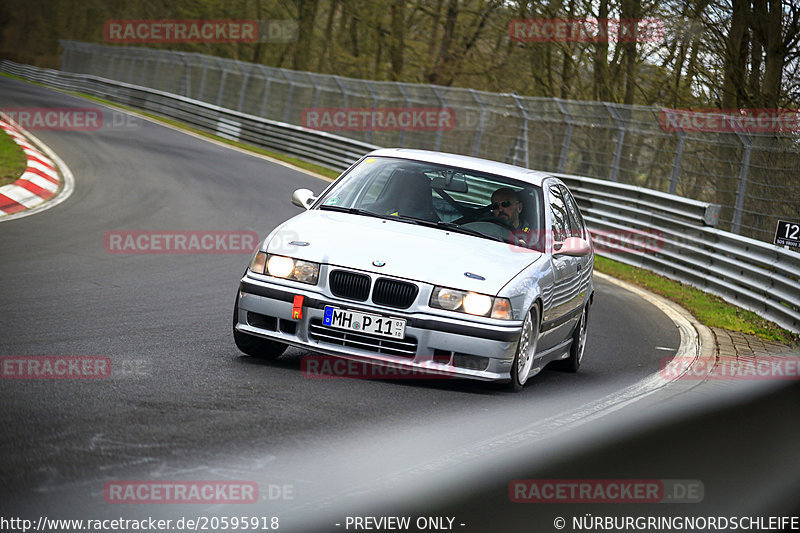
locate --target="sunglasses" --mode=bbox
[491,200,515,210]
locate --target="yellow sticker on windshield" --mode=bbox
[365,158,376,163]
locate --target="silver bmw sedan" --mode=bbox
[234,149,593,390]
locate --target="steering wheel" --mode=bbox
[453,205,492,225]
[480,215,517,232]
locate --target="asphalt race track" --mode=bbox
[0,77,690,528]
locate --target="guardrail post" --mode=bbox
[364,82,378,144]
[554,98,574,173]
[430,86,446,152]
[331,76,349,136]
[469,89,486,157]
[153,57,163,90]
[256,65,271,119]
[177,53,191,97]
[731,119,752,235]
[216,60,228,107]
[198,60,209,103]
[605,103,625,182]
[236,62,251,112]
[107,54,117,82]
[669,127,686,195]
[126,53,136,83]
[511,93,530,168]
[283,82,295,123]
[397,84,410,148]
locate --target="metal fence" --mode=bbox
[57,40,800,244]
[2,59,798,332]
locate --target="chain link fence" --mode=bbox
[59,40,800,244]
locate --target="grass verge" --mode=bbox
[0,125,27,187]
[595,255,798,345]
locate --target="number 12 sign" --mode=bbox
[775,220,800,248]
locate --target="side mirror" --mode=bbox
[554,236,591,257]
[291,189,316,210]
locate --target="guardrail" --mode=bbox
[0,60,376,172]
[2,59,798,333]
[557,173,800,333]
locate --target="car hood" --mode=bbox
[265,210,542,294]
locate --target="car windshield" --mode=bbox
[316,156,545,251]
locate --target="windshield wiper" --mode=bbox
[434,221,506,242]
[318,205,397,221]
[391,216,505,243]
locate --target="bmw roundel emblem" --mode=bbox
[373,260,386,267]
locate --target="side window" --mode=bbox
[560,185,586,238]
[548,185,569,243]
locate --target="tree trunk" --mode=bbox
[761,0,783,108]
[593,0,611,101]
[722,0,747,108]
[316,0,339,71]
[389,0,404,81]
[620,0,640,105]
[293,0,319,71]
[427,0,457,85]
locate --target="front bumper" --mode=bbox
[235,275,522,381]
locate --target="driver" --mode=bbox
[491,187,533,247]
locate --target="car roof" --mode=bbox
[365,148,554,187]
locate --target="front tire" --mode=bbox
[232,295,288,359]
[510,305,540,392]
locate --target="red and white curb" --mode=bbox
[0,117,74,221]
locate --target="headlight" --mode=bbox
[430,286,511,320]
[250,252,320,285]
[462,292,492,316]
[267,255,295,278]
[434,287,463,310]
[249,251,267,273]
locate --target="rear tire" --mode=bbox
[232,295,287,359]
[510,305,540,392]
[553,303,589,373]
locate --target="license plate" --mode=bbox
[323,306,406,339]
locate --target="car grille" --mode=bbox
[329,270,370,301]
[372,278,418,309]
[309,319,418,358]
